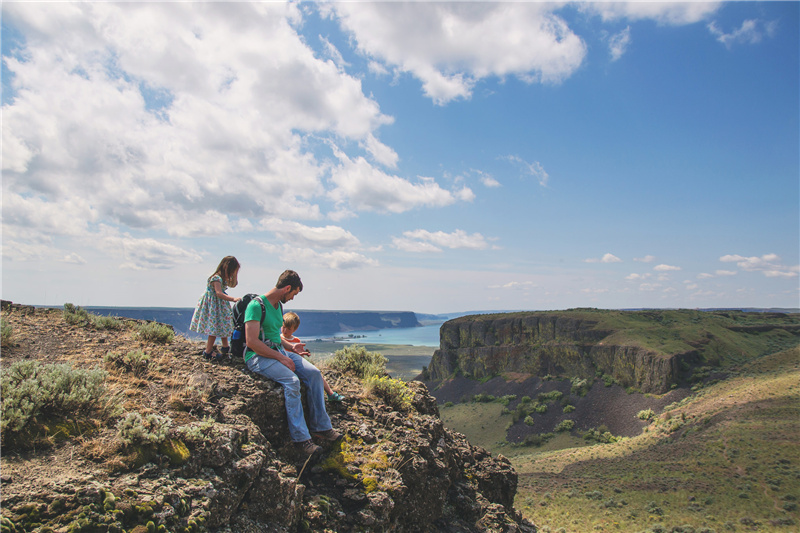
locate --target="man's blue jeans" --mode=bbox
[246,348,333,442]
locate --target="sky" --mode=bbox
[1,1,798,314]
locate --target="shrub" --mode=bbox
[499,394,517,406]
[570,376,589,396]
[92,315,124,330]
[1,360,107,445]
[520,396,531,404]
[105,350,151,376]
[444,401,454,408]
[583,427,621,444]
[63,303,123,330]
[136,322,175,344]
[524,416,535,426]
[1,317,12,348]
[328,345,387,379]
[637,408,655,421]
[117,412,171,445]
[601,374,618,387]
[530,402,547,414]
[364,375,413,411]
[472,393,495,403]
[555,419,575,432]
[538,390,563,403]
[563,404,575,413]
[522,433,554,447]
[64,302,91,325]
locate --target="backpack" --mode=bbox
[230,294,267,360]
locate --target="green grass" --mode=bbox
[511,347,800,532]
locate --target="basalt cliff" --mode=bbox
[427,309,800,394]
[0,303,535,533]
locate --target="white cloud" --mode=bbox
[62,253,87,265]
[394,229,491,253]
[504,155,550,187]
[634,255,655,263]
[585,2,722,25]
[329,3,587,105]
[608,26,631,61]
[260,218,361,249]
[392,238,443,253]
[248,240,378,270]
[720,253,797,277]
[708,19,778,48]
[488,281,537,290]
[110,234,203,271]
[479,173,501,188]
[362,133,400,169]
[625,273,651,281]
[654,264,681,272]
[715,270,737,277]
[582,288,609,294]
[585,253,622,264]
[329,148,461,214]
[319,35,350,70]
[1,2,397,267]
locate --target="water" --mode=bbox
[331,323,442,347]
[86,307,444,346]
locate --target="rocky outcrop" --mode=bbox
[428,313,686,394]
[0,304,535,533]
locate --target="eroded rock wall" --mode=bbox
[430,314,682,394]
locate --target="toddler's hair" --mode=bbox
[283,311,300,331]
[211,256,240,287]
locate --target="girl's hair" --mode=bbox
[211,256,240,287]
[283,312,300,330]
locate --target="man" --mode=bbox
[243,270,340,458]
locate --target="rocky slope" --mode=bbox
[427,309,800,394]
[0,303,536,533]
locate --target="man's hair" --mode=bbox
[276,270,303,292]
[283,311,300,330]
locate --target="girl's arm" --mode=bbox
[211,280,240,302]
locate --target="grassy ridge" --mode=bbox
[443,347,800,532]
[455,309,799,364]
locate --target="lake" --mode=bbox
[87,306,444,347]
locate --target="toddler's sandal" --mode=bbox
[327,392,345,403]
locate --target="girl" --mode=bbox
[190,256,241,360]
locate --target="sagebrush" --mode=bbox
[1,360,108,447]
[328,344,387,379]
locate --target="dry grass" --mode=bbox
[513,347,800,532]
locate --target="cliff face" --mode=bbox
[429,313,686,394]
[0,304,534,533]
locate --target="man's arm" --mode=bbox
[245,320,295,371]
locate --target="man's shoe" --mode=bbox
[313,429,342,442]
[294,439,322,458]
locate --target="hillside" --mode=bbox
[421,309,799,532]
[0,303,534,532]
[427,308,800,394]
[513,346,800,531]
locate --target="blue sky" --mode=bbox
[2,1,798,314]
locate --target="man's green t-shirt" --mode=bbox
[243,296,283,363]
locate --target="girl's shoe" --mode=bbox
[327,392,345,403]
